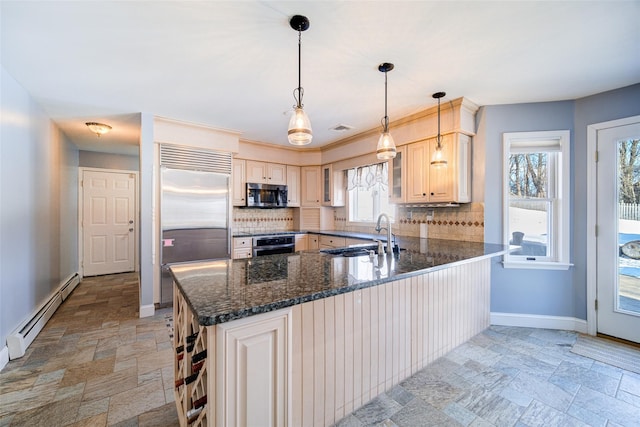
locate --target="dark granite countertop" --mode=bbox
[171,236,508,326]
[232,230,390,241]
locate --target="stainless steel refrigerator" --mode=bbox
[160,146,231,305]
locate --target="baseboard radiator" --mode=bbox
[7,273,80,360]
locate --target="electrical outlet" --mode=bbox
[406,211,412,220]
[427,210,434,221]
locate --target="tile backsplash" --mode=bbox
[232,204,484,242]
[233,208,294,234]
[333,203,485,242]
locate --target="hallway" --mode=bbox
[0,273,178,426]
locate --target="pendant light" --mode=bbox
[287,15,312,146]
[376,62,397,160]
[430,91,448,167]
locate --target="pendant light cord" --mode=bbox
[294,28,304,108]
[436,96,442,147]
[382,70,389,132]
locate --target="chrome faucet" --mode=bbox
[375,213,393,254]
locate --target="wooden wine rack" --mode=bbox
[174,283,211,427]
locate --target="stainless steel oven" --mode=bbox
[252,235,295,257]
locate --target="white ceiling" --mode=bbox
[2,1,639,156]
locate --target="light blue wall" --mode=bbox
[481,84,640,320]
[79,150,139,171]
[573,84,640,319]
[0,65,79,348]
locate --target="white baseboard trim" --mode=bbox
[139,304,155,318]
[491,312,588,334]
[0,346,9,372]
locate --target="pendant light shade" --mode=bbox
[376,131,396,160]
[287,15,312,146]
[430,91,448,167]
[376,62,397,160]
[288,107,312,146]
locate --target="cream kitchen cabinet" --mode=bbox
[216,308,292,427]
[388,145,406,204]
[406,140,431,203]
[286,165,301,207]
[294,234,308,251]
[404,133,471,204]
[319,235,346,249]
[322,164,345,207]
[307,234,319,249]
[232,159,247,206]
[428,133,471,203]
[300,166,321,207]
[233,237,252,259]
[246,160,287,185]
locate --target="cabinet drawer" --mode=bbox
[233,248,252,259]
[234,237,252,249]
[319,235,346,248]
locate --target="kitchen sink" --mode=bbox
[320,244,379,257]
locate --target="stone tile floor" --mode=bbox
[2,272,640,426]
[336,327,640,427]
[0,273,178,426]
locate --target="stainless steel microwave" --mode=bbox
[246,183,288,208]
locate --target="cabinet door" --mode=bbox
[232,159,247,206]
[286,166,301,207]
[389,146,406,204]
[332,168,345,207]
[217,308,292,427]
[246,160,268,184]
[300,166,321,206]
[429,135,454,202]
[268,163,287,185]
[322,165,332,206]
[406,141,430,202]
[321,165,345,207]
[294,234,307,251]
[308,234,320,249]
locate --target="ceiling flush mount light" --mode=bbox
[85,122,112,137]
[430,92,448,167]
[287,15,312,146]
[376,62,397,160]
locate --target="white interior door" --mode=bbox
[82,170,136,276]
[596,122,640,343]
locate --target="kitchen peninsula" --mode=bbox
[170,236,508,427]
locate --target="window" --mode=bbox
[503,130,571,269]
[347,163,393,223]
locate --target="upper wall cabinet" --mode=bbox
[389,145,406,204]
[246,161,287,185]
[286,165,301,207]
[321,164,345,207]
[300,166,321,207]
[232,159,247,206]
[403,133,471,204]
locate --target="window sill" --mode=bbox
[502,261,573,271]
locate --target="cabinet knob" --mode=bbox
[422,193,426,196]
[431,192,434,196]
